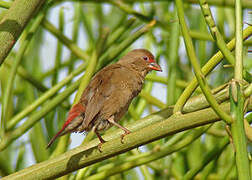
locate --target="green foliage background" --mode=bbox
[0,0,251,179]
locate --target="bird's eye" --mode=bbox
[143,56,148,61]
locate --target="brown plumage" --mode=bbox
[47,49,162,149]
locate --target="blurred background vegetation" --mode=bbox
[0,0,251,179]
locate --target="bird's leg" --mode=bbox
[107,116,131,143]
[94,129,106,152]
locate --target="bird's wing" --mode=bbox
[82,64,143,128]
[101,68,143,120]
[80,64,122,128]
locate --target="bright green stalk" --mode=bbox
[109,0,167,29]
[146,75,196,91]
[39,59,75,80]
[0,0,46,65]
[30,123,50,162]
[183,137,229,180]
[73,50,98,106]
[175,0,233,124]
[2,89,252,177]
[3,60,48,92]
[67,3,81,75]
[14,143,25,171]
[54,0,252,9]
[131,149,154,180]
[0,1,10,9]
[229,0,251,178]
[87,127,209,180]
[200,160,216,180]
[198,15,208,66]
[0,78,82,152]
[173,25,252,114]
[230,83,250,179]
[106,17,136,50]
[220,157,235,180]
[167,9,180,105]
[139,91,166,109]
[1,12,44,135]
[244,83,252,97]
[133,80,153,118]
[234,0,243,80]
[79,6,94,46]
[42,19,89,61]
[184,0,252,8]
[52,8,64,86]
[2,105,227,180]
[6,63,87,130]
[190,30,252,45]
[198,0,251,83]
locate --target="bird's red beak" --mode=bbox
[149,62,162,72]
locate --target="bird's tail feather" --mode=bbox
[46,128,65,149]
[46,103,86,148]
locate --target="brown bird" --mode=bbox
[47,49,162,149]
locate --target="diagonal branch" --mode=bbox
[3,100,252,180]
[0,0,46,65]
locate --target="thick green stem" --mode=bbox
[173,25,252,114]
[167,9,180,105]
[6,63,87,130]
[3,102,250,180]
[86,126,210,180]
[42,19,89,61]
[54,0,252,9]
[175,0,233,124]
[0,0,46,65]
[230,83,250,179]
[229,0,251,178]
[1,12,44,134]
[183,137,229,179]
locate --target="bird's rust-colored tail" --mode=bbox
[46,103,86,148]
[46,128,65,148]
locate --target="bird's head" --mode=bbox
[118,49,162,75]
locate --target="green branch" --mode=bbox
[42,19,89,61]
[3,101,252,179]
[229,0,251,178]
[173,25,252,113]
[0,0,46,65]
[183,137,229,179]
[109,0,168,29]
[198,0,251,83]
[230,83,250,179]
[53,0,252,8]
[1,13,44,135]
[175,0,233,124]
[6,62,87,130]
[86,126,210,180]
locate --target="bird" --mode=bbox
[47,49,162,149]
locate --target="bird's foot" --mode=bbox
[96,132,106,153]
[97,142,105,152]
[120,130,131,144]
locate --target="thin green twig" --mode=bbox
[173,25,252,114]
[175,0,233,124]
[229,0,251,178]
[1,12,44,134]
